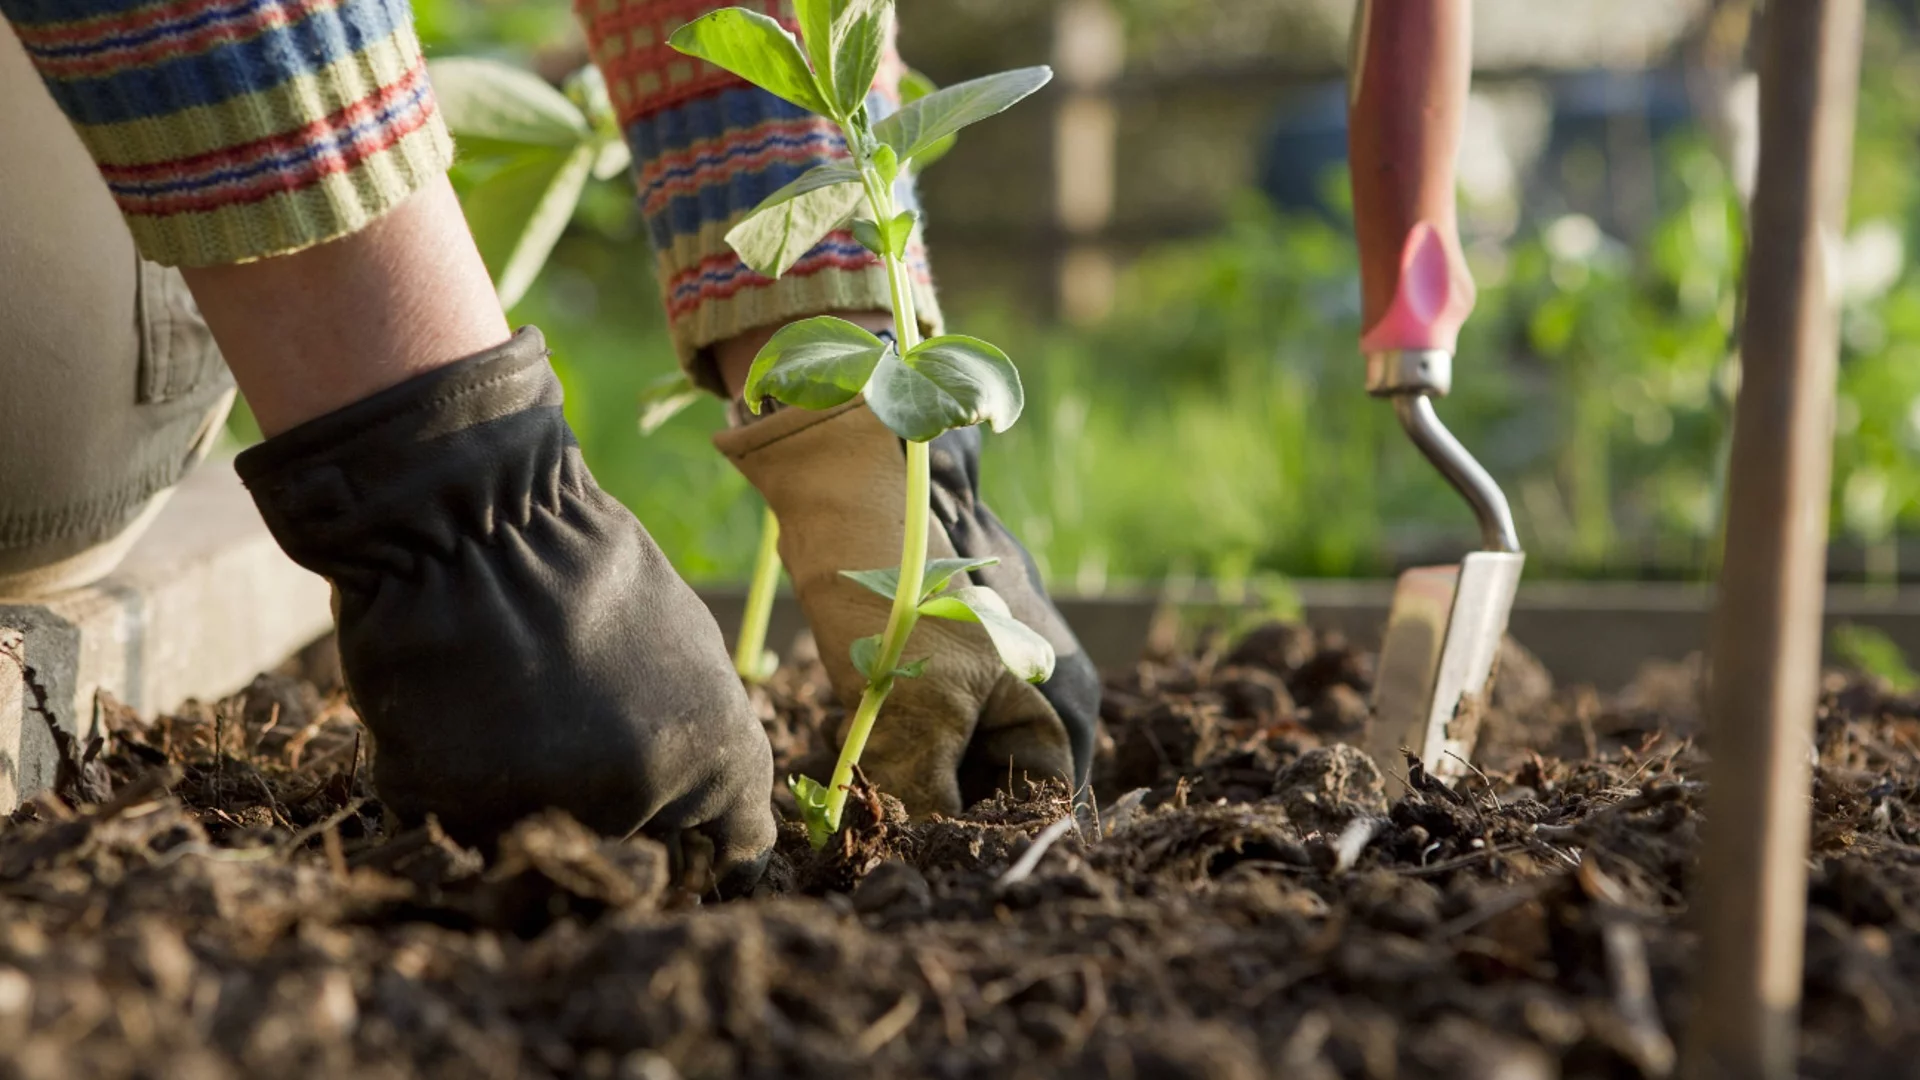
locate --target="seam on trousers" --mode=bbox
[0,458,186,551]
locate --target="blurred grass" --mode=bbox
[219,0,1920,588]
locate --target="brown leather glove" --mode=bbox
[238,328,776,890]
[715,400,1098,815]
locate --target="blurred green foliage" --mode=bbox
[312,0,1920,587]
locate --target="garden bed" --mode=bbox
[1,624,1916,1079]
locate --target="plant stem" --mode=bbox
[734,504,782,683]
[820,148,932,832]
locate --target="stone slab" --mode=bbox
[0,459,333,812]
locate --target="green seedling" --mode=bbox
[670,1,1056,847]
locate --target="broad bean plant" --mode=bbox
[671,0,1055,846]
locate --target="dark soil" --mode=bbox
[5,625,1920,1080]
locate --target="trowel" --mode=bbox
[1346,0,1524,789]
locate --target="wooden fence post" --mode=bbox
[1052,0,1123,324]
[1684,3,1866,1078]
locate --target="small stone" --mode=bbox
[1272,745,1389,835]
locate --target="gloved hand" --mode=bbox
[236,328,775,891]
[715,400,1100,816]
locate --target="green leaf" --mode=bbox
[746,162,863,218]
[865,335,1025,440]
[795,0,837,86]
[829,1,890,118]
[725,180,865,278]
[669,8,831,116]
[896,69,957,171]
[849,634,928,683]
[920,556,998,599]
[851,217,885,256]
[872,143,900,186]
[788,774,835,848]
[853,208,917,258]
[463,143,597,311]
[839,567,898,600]
[839,555,997,605]
[874,66,1052,162]
[743,316,891,412]
[430,58,589,148]
[793,0,890,118]
[849,634,884,679]
[916,586,1056,683]
[885,209,918,255]
[637,372,701,435]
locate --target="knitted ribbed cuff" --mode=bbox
[4,0,453,267]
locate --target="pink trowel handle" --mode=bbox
[1347,0,1477,356]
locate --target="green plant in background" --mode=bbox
[638,374,784,684]
[1830,623,1919,691]
[428,58,632,308]
[669,0,1055,846]
[397,0,1920,592]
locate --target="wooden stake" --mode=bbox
[1052,0,1122,324]
[1686,3,1865,1078]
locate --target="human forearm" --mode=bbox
[182,177,509,435]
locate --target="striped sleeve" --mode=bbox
[577,0,940,393]
[0,0,453,267]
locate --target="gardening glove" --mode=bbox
[715,400,1100,816]
[236,328,776,891]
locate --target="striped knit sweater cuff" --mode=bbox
[578,0,941,395]
[2,0,453,267]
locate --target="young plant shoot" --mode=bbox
[670,2,1056,847]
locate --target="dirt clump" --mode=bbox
[2,622,1918,1079]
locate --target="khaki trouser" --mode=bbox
[0,23,234,598]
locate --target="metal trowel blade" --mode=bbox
[1366,551,1525,794]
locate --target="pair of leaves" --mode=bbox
[852,209,918,259]
[664,2,887,122]
[849,635,926,682]
[840,561,1057,685]
[431,58,631,310]
[742,318,1025,441]
[717,66,1054,277]
[788,775,835,848]
[797,0,893,119]
[840,556,999,604]
[670,7,1052,277]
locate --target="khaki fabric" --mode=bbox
[0,22,233,598]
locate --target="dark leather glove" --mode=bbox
[928,424,1101,795]
[715,401,1099,815]
[236,328,775,890]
